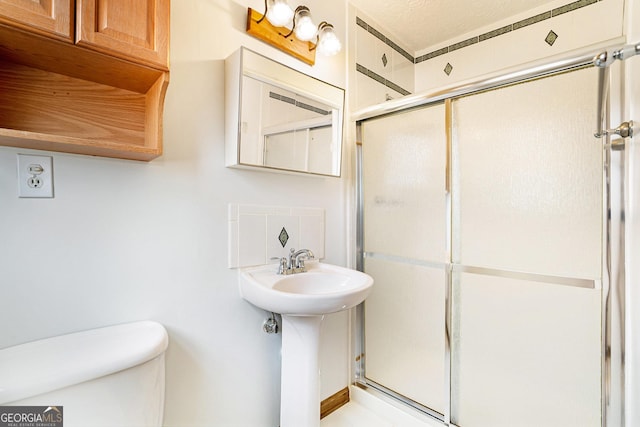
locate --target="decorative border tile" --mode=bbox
[356,17,414,63]
[412,0,601,64]
[356,63,412,96]
[553,0,598,16]
[356,0,601,93]
[513,11,552,30]
[449,36,479,52]
[269,91,330,115]
[479,25,513,42]
[415,47,448,63]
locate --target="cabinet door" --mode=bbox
[0,0,73,41]
[76,0,169,70]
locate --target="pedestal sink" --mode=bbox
[238,260,373,427]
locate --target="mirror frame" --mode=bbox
[225,47,345,177]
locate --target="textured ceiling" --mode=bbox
[349,0,556,53]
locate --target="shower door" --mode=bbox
[361,103,448,417]
[358,67,603,426]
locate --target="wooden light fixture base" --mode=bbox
[246,8,316,66]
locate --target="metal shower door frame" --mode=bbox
[354,41,633,427]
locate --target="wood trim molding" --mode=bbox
[320,387,350,419]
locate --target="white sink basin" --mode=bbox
[239,260,374,426]
[239,261,373,315]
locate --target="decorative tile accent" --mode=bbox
[369,26,386,43]
[479,25,513,42]
[386,80,409,95]
[416,47,448,64]
[356,63,412,96]
[278,227,289,247]
[366,67,386,85]
[552,0,597,16]
[228,204,325,268]
[356,0,600,99]
[444,63,453,76]
[407,0,598,64]
[269,92,330,115]
[513,11,552,30]
[387,39,413,63]
[267,215,299,259]
[449,37,478,52]
[356,17,414,63]
[297,102,329,115]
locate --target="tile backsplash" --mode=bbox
[228,204,325,268]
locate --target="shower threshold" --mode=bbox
[321,386,443,427]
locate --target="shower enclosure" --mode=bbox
[354,45,634,426]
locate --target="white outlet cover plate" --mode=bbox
[17,154,54,198]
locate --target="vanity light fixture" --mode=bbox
[315,21,341,56]
[246,0,341,66]
[263,0,294,27]
[290,6,316,41]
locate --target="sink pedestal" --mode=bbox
[280,314,324,427]
[238,261,373,426]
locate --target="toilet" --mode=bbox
[0,320,168,427]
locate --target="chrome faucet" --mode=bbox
[273,248,315,275]
[289,248,315,271]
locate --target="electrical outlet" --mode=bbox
[17,154,54,198]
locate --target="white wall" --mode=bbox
[0,1,350,426]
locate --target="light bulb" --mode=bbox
[317,23,341,56]
[293,7,316,41]
[266,0,294,27]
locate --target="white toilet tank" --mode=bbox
[0,321,168,427]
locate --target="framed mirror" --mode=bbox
[225,47,345,177]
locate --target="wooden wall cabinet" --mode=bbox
[0,0,170,161]
[0,0,73,41]
[77,0,169,70]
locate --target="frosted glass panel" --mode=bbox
[452,68,601,279]
[362,104,447,262]
[364,257,446,413]
[359,67,604,425]
[451,272,601,427]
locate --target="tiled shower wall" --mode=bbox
[352,8,415,110]
[351,0,624,109]
[414,0,623,92]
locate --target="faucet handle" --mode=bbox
[270,256,288,274]
[288,248,297,267]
